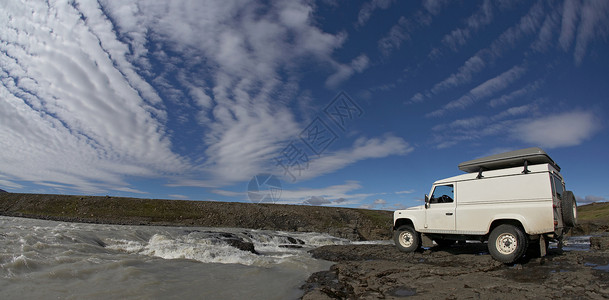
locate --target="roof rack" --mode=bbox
[458,147,560,176]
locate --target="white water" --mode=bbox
[0,216,357,299]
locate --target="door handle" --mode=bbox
[446,212,453,216]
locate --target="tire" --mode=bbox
[561,191,577,227]
[488,224,528,264]
[394,225,420,252]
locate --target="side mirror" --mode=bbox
[424,194,429,209]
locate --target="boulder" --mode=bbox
[590,236,609,251]
[223,238,258,254]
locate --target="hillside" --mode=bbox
[573,201,609,234]
[578,201,609,222]
[0,193,392,241]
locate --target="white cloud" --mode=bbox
[378,17,411,56]
[511,111,600,148]
[577,195,607,204]
[115,0,353,186]
[447,116,489,130]
[357,0,394,27]
[303,196,332,206]
[396,190,415,194]
[210,190,244,197]
[409,92,425,103]
[359,198,388,209]
[430,56,486,95]
[278,181,372,205]
[298,135,414,181]
[113,187,148,194]
[458,65,526,104]
[374,198,387,205]
[488,1,545,56]
[326,54,370,88]
[423,0,451,15]
[0,179,24,189]
[430,101,543,149]
[489,80,542,107]
[420,2,543,101]
[559,0,581,51]
[1,0,362,193]
[378,12,433,56]
[573,0,609,65]
[334,197,347,203]
[0,0,187,193]
[531,9,560,52]
[553,0,609,64]
[428,64,526,116]
[442,0,494,51]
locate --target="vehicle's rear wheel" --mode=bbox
[488,224,528,263]
[394,225,420,252]
[561,191,577,227]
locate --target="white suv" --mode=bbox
[393,147,577,263]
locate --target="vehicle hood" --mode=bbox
[403,204,424,210]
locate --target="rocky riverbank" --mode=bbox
[301,243,609,299]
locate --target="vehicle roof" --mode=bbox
[458,147,560,173]
[434,163,561,185]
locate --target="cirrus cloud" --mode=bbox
[511,111,601,148]
[0,0,382,193]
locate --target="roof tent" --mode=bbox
[458,147,560,174]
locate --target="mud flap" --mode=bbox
[421,234,434,248]
[540,235,547,257]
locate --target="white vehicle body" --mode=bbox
[393,148,576,263]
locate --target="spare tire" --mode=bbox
[561,191,577,227]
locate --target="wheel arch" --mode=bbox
[394,218,414,230]
[487,218,526,237]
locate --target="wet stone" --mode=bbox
[389,286,417,297]
[590,236,609,250]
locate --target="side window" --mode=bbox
[430,184,454,204]
[552,176,564,198]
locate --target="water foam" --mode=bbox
[104,230,345,266]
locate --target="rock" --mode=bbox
[591,236,609,250]
[279,244,303,249]
[286,236,305,245]
[223,238,258,254]
[301,270,354,299]
[301,244,609,299]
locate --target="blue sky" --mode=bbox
[1,0,608,210]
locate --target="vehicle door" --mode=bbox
[425,184,456,231]
[551,174,565,229]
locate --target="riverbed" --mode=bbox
[0,216,347,299]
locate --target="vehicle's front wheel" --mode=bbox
[394,225,420,252]
[488,224,528,263]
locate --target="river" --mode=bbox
[0,216,358,299]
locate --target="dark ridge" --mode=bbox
[0,193,393,241]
